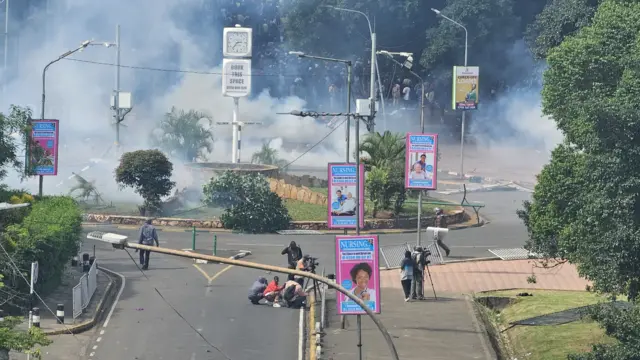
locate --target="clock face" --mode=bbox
[226,32,249,54]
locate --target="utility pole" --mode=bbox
[369,32,376,133]
[3,0,8,73]
[114,24,121,151]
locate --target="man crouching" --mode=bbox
[248,276,268,305]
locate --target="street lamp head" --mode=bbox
[80,40,91,48]
[431,8,441,15]
[376,50,390,56]
[289,51,305,57]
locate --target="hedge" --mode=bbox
[1,196,83,300]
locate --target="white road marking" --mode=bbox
[99,267,126,328]
[89,352,95,357]
[298,307,304,360]
[99,330,105,335]
[96,337,102,342]
[92,345,98,350]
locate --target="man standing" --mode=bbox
[138,219,159,270]
[410,247,426,300]
[434,208,451,256]
[282,241,303,280]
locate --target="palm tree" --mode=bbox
[358,131,406,171]
[151,107,214,162]
[251,142,288,168]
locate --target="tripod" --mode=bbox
[303,267,319,300]
[424,260,437,300]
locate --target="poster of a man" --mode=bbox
[331,187,357,216]
[405,134,438,190]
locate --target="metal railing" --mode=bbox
[72,259,98,319]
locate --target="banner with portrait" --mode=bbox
[405,133,438,190]
[452,66,479,110]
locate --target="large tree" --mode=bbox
[519,0,640,301]
[0,105,33,180]
[151,107,214,162]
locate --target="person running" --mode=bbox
[248,277,268,305]
[263,276,284,307]
[434,208,451,256]
[281,241,303,280]
[138,219,159,270]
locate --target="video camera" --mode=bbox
[302,255,319,272]
[413,246,432,266]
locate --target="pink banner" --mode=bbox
[335,235,381,315]
[30,119,59,176]
[327,163,365,229]
[405,133,438,190]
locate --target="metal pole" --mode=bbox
[417,80,425,247]
[369,33,376,133]
[346,62,352,163]
[237,123,242,163]
[191,226,196,251]
[459,26,468,179]
[232,98,239,163]
[114,24,121,151]
[118,241,400,360]
[3,0,8,74]
[39,62,52,198]
[374,56,386,131]
[355,114,361,235]
[357,314,363,360]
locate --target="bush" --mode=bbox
[1,196,83,301]
[203,171,291,233]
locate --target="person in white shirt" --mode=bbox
[402,86,411,102]
[409,163,430,180]
[333,192,357,216]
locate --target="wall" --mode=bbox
[268,178,327,205]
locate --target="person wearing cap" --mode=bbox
[434,208,451,256]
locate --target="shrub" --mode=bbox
[203,171,291,233]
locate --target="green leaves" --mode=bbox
[115,150,176,215]
[251,143,288,169]
[150,107,214,162]
[0,105,34,181]
[204,171,291,233]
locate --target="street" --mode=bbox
[76,189,530,360]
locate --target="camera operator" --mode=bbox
[282,241,303,280]
[297,254,319,273]
[410,246,429,300]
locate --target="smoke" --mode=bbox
[0,0,350,202]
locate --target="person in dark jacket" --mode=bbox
[281,241,303,280]
[434,208,451,256]
[399,250,415,302]
[248,277,268,305]
[138,219,159,270]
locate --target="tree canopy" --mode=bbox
[150,107,214,163]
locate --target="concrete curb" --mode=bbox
[193,250,252,264]
[43,268,117,335]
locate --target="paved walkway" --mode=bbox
[322,291,495,360]
[380,259,590,293]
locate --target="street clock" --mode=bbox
[223,27,252,57]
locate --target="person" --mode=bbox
[282,278,306,308]
[349,262,374,301]
[263,276,283,307]
[138,219,159,270]
[415,154,427,171]
[410,247,426,300]
[335,189,346,205]
[332,192,357,216]
[409,163,429,180]
[392,83,401,106]
[402,85,411,105]
[248,276,268,305]
[434,208,451,256]
[282,241,303,280]
[399,250,415,302]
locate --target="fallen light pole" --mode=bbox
[88,231,400,360]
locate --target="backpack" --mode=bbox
[283,285,296,302]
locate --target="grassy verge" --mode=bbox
[476,290,615,360]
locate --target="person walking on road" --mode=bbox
[399,250,415,302]
[410,247,426,300]
[282,241,303,280]
[138,219,159,270]
[434,208,451,256]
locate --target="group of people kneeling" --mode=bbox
[248,275,307,309]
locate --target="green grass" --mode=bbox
[284,199,327,221]
[478,290,617,360]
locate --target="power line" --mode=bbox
[279,116,348,170]
[63,58,300,78]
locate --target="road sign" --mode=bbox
[222,58,251,97]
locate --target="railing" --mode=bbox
[72,259,98,319]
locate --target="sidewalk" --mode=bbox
[321,291,495,360]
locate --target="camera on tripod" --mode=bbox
[302,255,319,272]
[413,246,432,265]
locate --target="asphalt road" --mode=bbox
[81,234,300,360]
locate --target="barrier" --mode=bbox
[72,259,98,319]
[379,243,412,269]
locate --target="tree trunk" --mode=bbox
[0,348,10,360]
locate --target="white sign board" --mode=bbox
[222,58,252,97]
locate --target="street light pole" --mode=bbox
[432,8,468,178]
[39,40,92,197]
[114,24,121,153]
[3,0,8,75]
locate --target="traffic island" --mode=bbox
[474,289,620,360]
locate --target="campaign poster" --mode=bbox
[405,133,438,190]
[335,235,380,315]
[452,66,479,110]
[30,120,59,176]
[327,163,365,229]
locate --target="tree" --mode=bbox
[0,275,51,360]
[251,143,288,168]
[520,0,640,301]
[150,107,214,162]
[525,0,600,59]
[202,171,291,233]
[0,105,34,180]
[359,131,405,171]
[115,150,176,215]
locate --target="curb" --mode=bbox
[43,268,117,335]
[193,250,252,264]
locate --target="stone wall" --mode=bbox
[268,178,327,205]
[83,209,467,230]
[274,173,328,188]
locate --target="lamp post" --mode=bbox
[324,5,381,133]
[288,51,352,163]
[432,8,468,179]
[378,50,427,247]
[3,0,8,74]
[39,40,93,197]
